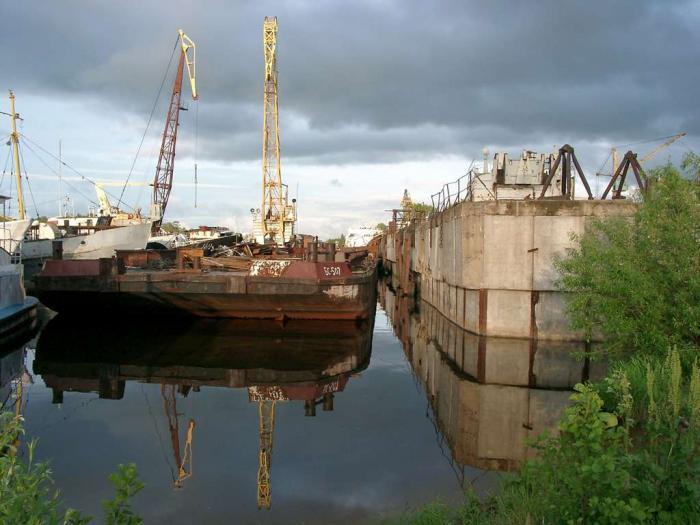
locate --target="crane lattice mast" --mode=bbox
[152,30,197,232]
[257,399,276,509]
[261,17,284,243]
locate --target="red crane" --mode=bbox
[151,29,197,232]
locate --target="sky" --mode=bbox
[0,0,698,238]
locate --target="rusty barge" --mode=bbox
[33,245,377,320]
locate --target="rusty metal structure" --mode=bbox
[539,144,593,200]
[601,150,646,199]
[161,384,195,489]
[152,30,197,231]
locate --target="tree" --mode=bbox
[410,202,433,215]
[161,222,185,235]
[325,234,346,247]
[555,158,700,359]
[375,223,387,232]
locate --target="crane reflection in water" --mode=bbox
[32,315,374,509]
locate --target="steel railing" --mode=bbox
[430,169,478,213]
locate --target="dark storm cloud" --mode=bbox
[3,0,699,164]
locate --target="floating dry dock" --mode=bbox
[34,251,377,320]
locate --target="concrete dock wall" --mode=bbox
[381,199,636,341]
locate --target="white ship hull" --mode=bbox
[0,219,31,256]
[1,244,37,344]
[61,221,152,259]
[23,221,152,260]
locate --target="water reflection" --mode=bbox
[380,281,604,478]
[33,316,373,509]
[2,285,601,522]
[0,345,30,419]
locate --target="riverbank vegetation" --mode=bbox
[384,159,700,524]
[0,413,143,524]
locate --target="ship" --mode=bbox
[34,240,377,321]
[0,202,38,347]
[1,91,154,284]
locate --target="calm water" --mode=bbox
[0,284,598,524]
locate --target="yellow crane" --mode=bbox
[611,132,686,173]
[259,17,296,244]
[257,399,276,509]
[248,385,287,509]
[94,182,148,216]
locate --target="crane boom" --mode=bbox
[639,132,686,164]
[257,399,275,509]
[161,384,195,490]
[261,17,284,243]
[151,30,197,232]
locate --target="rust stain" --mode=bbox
[528,290,540,387]
[478,288,488,335]
[477,336,486,383]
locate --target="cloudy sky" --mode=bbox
[1,0,698,238]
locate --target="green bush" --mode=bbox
[0,413,143,525]
[386,350,700,524]
[555,162,700,359]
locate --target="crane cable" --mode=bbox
[595,132,685,184]
[0,141,11,188]
[194,101,199,208]
[613,133,685,150]
[17,140,40,217]
[118,36,180,209]
[20,133,134,210]
[19,137,102,208]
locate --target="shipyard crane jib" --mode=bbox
[259,17,297,245]
[261,17,284,243]
[151,29,197,233]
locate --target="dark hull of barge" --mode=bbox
[33,315,374,399]
[34,258,378,320]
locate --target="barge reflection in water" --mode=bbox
[33,316,374,509]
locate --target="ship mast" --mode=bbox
[8,91,25,220]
